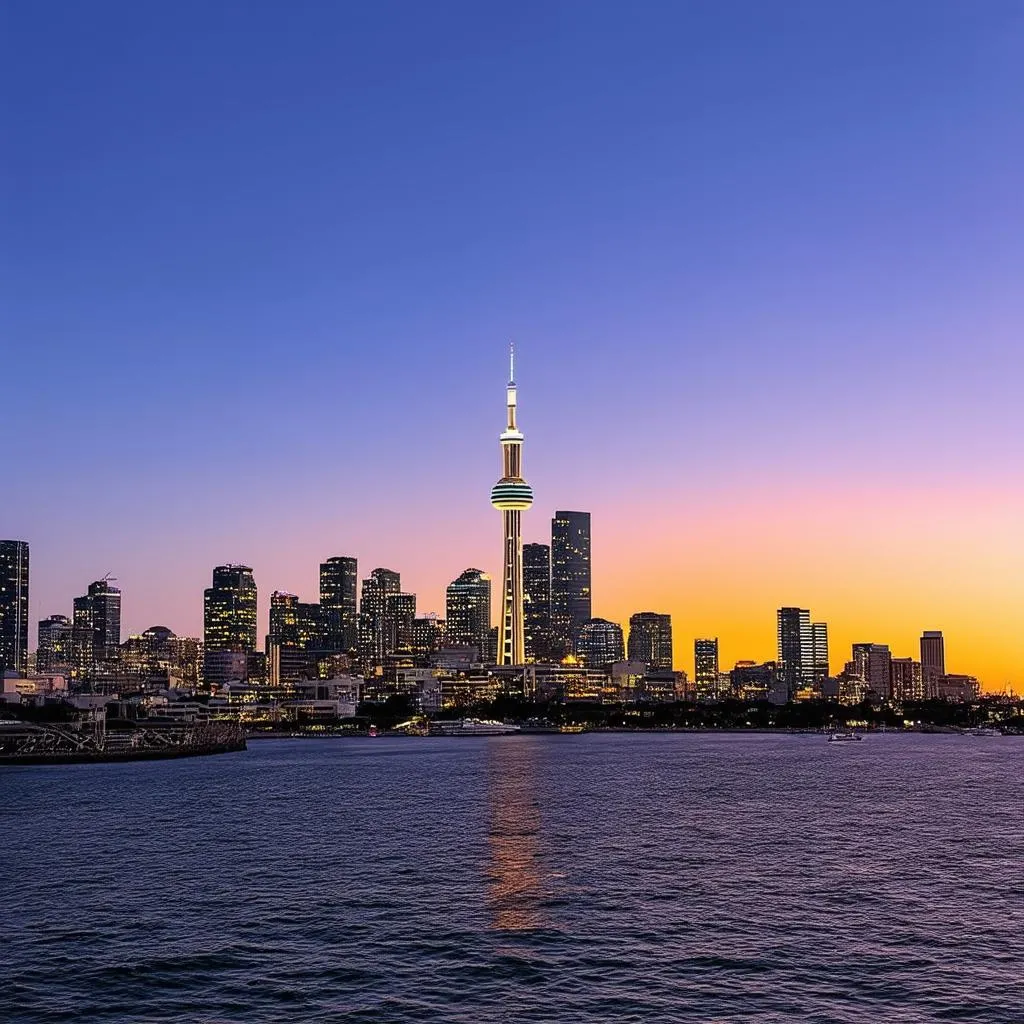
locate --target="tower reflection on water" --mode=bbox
[486,739,551,932]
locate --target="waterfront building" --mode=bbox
[852,642,893,699]
[73,578,122,679]
[920,630,945,697]
[446,569,492,658]
[777,607,813,697]
[0,540,30,678]
[320,556,358,651]
[523,542,552,662]
[731,660,784,703]
[576,618,625,668]
[551,511,591,655]
[934,673,979,702]
[37,613,74,674]
[694,637,720,700]
[890,657,924,701]
[626,612,672,671]
[203,565,257,684]
[490,347,534,665]
[358,568,401,664]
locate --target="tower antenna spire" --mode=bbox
[509,340,515,384]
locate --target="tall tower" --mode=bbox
[490,345,533,665]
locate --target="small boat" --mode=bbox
[368,725,379,738]
[827,731,863,742]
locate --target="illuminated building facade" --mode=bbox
[694,637,720,699]
[576,618,624,668]
[446,569,492,657]
[0,540,30,677]
[412,614,446,659]
[203,564,257,683]
[320,555,358,651]
[852,642,892,698]
[73,578,122,679]
[386,592,417,653]
[490,348,533,665]
[890,657,924,701]
[523,542,552,662]
[551,511,591,655]
[811,621,829,685]
[358,568,401,663]
[627,612,673,671]
[37,613,74,674]
[777,607,823,697]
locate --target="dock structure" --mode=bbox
[0,718,246,764]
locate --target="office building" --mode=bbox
[694,638,720,700]
[627,612,673,671]
[446,569,492,657]
[72,578,122,679]
[0,540,29,677]
[412,614,446,659]
[852,642,892,698]
[523,542,552,662]
[386,592,416,653]
[920,631,945,697]
[811,621,829,685]
[358,568,401,663]
[37,614,74,674]
[576,618,624,668]
[203,565,257,683]
[890,657,924,701]
[551,511,591,654]
[490,346,533,665]
[320,556,358,651]
[777,607,813,697]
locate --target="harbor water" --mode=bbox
[4,732,1022,1022]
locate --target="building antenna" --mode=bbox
[509,340,515,384]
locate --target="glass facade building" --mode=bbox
[551,511,591,655]
[0,540,29,677]
[627,612,673,671]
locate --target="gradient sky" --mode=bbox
[4,2,1023,689]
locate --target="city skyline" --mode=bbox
[5,4,1022,690]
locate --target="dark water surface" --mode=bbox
[3,733,1022,1023]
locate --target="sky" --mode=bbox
[3,1,1023,689]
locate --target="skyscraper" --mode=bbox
[694,638,720,699]
[523,542,552,662]
[385,592,416,653]
[0,540,29,677]
[576,618,624,668]
[920,630,945,697]
[551,511,591,654]
[490,346,533,665]
[203,565,257,682]
[37,614,74,674]
[446,569,492,657]
[72,578,122,679]
[320,555,358,651]
[359,568,401,663]
[811,621,829,685]
[777,607,812,697]
[627,612,673,670]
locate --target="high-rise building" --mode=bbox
[551,511,591,654]
[0,540,29,677]
[37,613,74,674]
[385,592,416,653]
[490,346,533,665]
[694,638,720,699]
[576,618,624,668]
[852,642,892,698]
[523,542,552,662]
[627,612,673,671]
[359,568,401,663]
[320,556,358,651]
[203,565,257,683]
[890,657,924,701]
[811,621,829,685]
[777,607,813,697]
[72,578,122,679]
[920,631,945,697]
[446,569,492,657]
